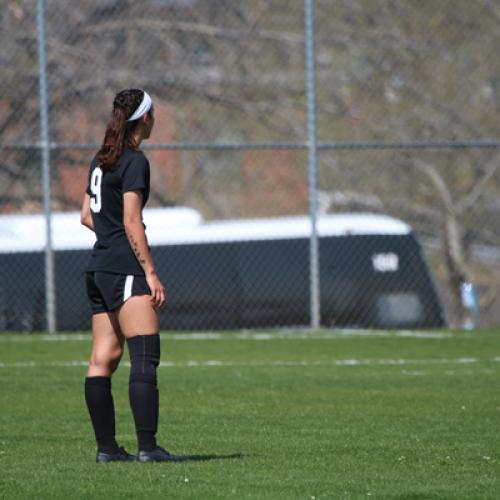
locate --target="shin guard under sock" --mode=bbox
[127,334,160,451]
[84,376,119,453]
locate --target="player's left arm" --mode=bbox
[80,194,95,232]
[123,190,166,309]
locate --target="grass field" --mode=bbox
[0,329,499,499]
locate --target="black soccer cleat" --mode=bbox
[96,447,136,463]
[137,446,183,462]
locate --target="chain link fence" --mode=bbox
[1,0,499,331]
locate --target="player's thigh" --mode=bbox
[88,312,125,373]
[115,295,159,338]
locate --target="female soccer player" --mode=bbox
[80,89,177,462]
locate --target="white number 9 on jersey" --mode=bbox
[90,167,103,213]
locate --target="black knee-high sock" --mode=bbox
[127,334,160,452]
[84,376,119,453]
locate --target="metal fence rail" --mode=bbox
[1,0,499,331]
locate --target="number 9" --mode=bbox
[90,167,103,213]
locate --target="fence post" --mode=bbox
[37,0,56,333]
[305,0,320,329]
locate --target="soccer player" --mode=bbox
[80,89,178,462]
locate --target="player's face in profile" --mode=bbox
[142,106,155,139]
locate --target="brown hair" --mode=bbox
[97,89,146,171]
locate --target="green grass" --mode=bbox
[0,329,499,499]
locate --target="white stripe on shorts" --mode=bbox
[123,275,134,302]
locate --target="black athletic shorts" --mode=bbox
[85,272,151,314]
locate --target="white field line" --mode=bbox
[0,330,453,342]
[0,357,499,369]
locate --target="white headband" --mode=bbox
[127,91,152,122]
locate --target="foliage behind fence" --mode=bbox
[1,1,500,330]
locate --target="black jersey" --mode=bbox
[85,148,150,275]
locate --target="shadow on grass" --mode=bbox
[172,453,244,463]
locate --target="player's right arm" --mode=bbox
[80,194,95,232]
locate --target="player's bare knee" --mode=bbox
[88,356,107,372]
[89,348,122,373]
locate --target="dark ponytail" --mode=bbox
[97,89,145,171]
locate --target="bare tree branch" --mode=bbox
[456,154,500,214]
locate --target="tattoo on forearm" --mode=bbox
[128,234,146,265]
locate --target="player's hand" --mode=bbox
[146,271,166,310]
